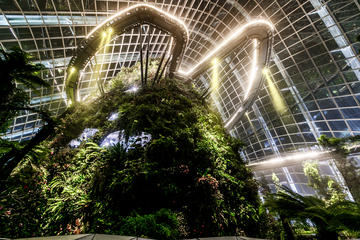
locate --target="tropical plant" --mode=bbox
[265,185,360,240]
[111,209,180,240]
[303,160,346,205]
[0,47,49,132]
[318,135,360,201]
[0,144,50,238]
[0,47,53,183]
[0,109,55,183]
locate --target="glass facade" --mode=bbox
[1,0,359,169]
[229,0,360,162]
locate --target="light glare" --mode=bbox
[211,57,219,101]
[125,86,139,93]
[263,67,287,115]
[212,58,219,65]
[247,151,327,168]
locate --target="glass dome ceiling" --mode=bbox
[1,0,360,164]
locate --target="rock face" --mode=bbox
[1,71,262,239]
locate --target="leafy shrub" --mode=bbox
[115,209,180,240]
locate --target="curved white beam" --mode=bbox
[177,19,274,77]
[86,3,189,40]
[65,4,189,103]
[175,19,274,130]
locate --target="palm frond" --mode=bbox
[265,184,360,237]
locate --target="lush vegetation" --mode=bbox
[0,47,53,182]
[303,160,347,205]
[263,157,360,239]
[265,186,360,240]
[318,135,360,201]
[2,48,360,240]
[0,61,268,239]
[0,47,48,133]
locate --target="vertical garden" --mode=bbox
[1,48,360,240]
[0,49,265,239]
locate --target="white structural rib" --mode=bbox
[177,19,274,77]
[86,3,189,39]
[176,20,274,130]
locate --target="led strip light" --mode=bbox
[66,4,273,131]
[177,19,274,76]
[243,39,259,100]
[65,3,189,103]
[176,19,274,130]
[86,3,189,39]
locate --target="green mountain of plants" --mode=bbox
[0,64,264,239]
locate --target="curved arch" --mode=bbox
[65,3,189,103]
[175,20,274,130]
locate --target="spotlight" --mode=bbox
[125,86,139,93]
[212,58,219,65]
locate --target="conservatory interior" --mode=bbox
[0,0,360,239]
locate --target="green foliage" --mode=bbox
[0,47,53,183]
[265,185,360,240]
[0,139,21,157]
[0,144,50,238]
[0,47,49,133]
[0,65,265,239]
[42,142,107,234]
[303,161,346,205]
[0,88,29,133]
[113,209,180,240]
[318,135,344,152]
[317,135,360,201]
